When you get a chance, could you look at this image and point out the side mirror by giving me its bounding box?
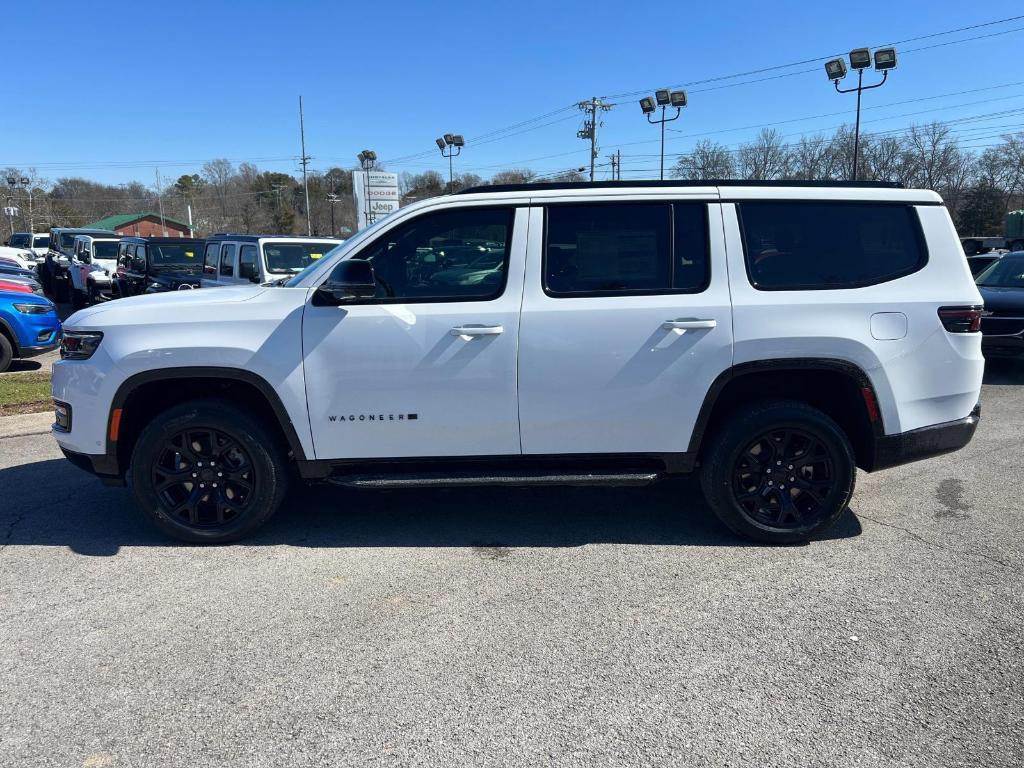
[239,261,260,283]
[315,259,377,304]
[81,249,92,263]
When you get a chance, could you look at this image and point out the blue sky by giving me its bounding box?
[3,0,1023,185]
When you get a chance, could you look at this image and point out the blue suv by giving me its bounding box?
[0,290,61,372]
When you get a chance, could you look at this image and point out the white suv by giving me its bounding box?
[51,181,984,544]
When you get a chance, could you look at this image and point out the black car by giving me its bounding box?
[112,237,205,298]
[976,252,1024,358]
[966,252,1004,277]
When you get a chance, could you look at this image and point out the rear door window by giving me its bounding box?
[544,203,709,296]
[219,244,237,277]
[204,243,220,275]
[738,202,926,290]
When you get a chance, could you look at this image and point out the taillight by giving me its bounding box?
[938,306,983,333]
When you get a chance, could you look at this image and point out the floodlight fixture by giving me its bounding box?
[436,137,446,151]
[873,47,897,70]
[849,48,871,70]
[451,134,465,147]
[639,96,656,114]
[824,57,848,81]
[669,90,687,107]
[655,89,670,106]
[443,133,454,145]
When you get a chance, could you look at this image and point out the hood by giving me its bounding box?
[978,285,1024,315]
[67,284,268,327]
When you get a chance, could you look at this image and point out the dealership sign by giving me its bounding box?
[353,171,400,229]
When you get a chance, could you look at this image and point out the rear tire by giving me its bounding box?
[71,287,86,310]
[0,333,13,373]
[130,399,290,543]
[700,400,856,544]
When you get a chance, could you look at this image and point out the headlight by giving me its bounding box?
[60,331,104,360]
[12,302,52,314]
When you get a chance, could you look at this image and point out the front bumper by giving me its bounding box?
[868,403,981,471]
[19,339,60,358]
[59,447,123,486]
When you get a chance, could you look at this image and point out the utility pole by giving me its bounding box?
[607,150,621,180]
[577,97,612,182]
[327,192,340,236]
[298,96,312,235]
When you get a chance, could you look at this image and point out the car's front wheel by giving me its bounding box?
[700,400,856,544]
[130,399,290,543]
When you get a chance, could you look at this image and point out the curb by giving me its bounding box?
[0,411,54,439]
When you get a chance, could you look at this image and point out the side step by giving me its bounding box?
[327,470,660,489]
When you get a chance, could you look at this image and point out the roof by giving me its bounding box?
[205,234,342,242]
[119,236,204,244]
[456,179,905,195]
[85,212,192,231]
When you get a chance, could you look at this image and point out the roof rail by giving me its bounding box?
[455,179,906,195]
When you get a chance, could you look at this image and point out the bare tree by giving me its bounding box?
[673,139,736,180]
[202,159,235,230]
[737,129,790,180]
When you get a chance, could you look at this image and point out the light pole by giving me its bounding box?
[639,89,687,180]
[825,47,897,181]
[435,134,464,192]
[357,150,377,229]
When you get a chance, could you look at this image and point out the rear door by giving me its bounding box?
[518,198,733,456]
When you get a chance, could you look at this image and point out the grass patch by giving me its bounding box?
[0,372,52,416]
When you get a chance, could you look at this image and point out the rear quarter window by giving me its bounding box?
[738,202,927,290]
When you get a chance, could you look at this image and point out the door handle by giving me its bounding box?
[662,318,717,331]
[451,324,504,337]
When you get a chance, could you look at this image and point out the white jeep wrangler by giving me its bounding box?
[68,234,121,307]
[52,181,984,544]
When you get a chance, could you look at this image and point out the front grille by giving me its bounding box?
[981,316,1024,336]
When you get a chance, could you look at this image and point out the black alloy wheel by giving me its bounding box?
[131,399,289,543]
[700,400,856,544]
[731,427,836,530]
[151,427,258,529]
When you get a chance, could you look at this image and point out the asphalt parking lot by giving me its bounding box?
[1,364,1022,767]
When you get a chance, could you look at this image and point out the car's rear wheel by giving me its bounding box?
[130,399,289,543]
[700,400,855,544]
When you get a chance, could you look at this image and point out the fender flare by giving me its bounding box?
[104,367,309,476]
[686,358,884,455]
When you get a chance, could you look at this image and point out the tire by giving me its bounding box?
[0,333,13,373]
[699,400,856,545]
[130,399,290,543]
[86,283,98,305]
[71,287,86,310]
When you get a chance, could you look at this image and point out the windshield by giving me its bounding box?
[149,243,201,267]
[93,241,119,260]
[976,256,1024,288]
[8,234,30,248]
[32,235,50,249]
[263,242,340,274]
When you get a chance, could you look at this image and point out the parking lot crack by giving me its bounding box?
[857,512,1013,570]
[0,511,26,555]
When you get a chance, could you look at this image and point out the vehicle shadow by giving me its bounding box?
[983,358,1024,385]
[0,459,862,556]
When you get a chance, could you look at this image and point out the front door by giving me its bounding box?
[303,205,527,460]
[518,200,734,456]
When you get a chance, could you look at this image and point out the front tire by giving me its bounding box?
[0,333,13,373]
[700,400,856,544]
[130,399,290,543]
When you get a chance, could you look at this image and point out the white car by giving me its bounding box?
[52,180,984,544]
[0,246,36,271]
[68,234,121,307]
[199,235,343,287]
[6,232,50,262]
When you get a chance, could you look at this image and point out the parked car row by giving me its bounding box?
[34,228,345,308]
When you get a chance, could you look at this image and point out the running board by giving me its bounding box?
[327,470,660,489]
